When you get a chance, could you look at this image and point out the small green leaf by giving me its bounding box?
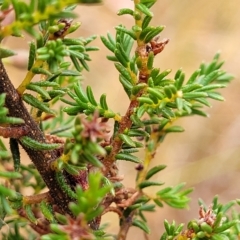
[55,171,77,199]
[0,185,17,199]
[128,129,149,137]
[144,26,165,43]
[132,83,147,95]
[139,26,154,41]
[136,3,153,17]
[137,105,146,118]
[164,126,184,133]
[83,151,103,167]
[26,84,51,100]
[191,109,208,117]
[115,153,140,163]
[21,136,60,150]
[99,94,108,110]
[86,86,97,106]
[214,220,239,233]
[24,204,37,224]
[64,106,84,115]
[60,69,81,76]
[63,163,79,176]
[163,86,173,99]
[154,69,172,85]
[117,8,134,16]
[74,83,88,103]
[176,98,183,111]
[32,81,59,87]
[157,187,172,195]
[142,16,152,29]
[0,169,21,179]
[200,222,212,234]
[182,83,202,93]
[0,48,16,59]
[139,204,155,212]
[147,51,154,70]
[119,134,136,147]
[138,96,154,104]
[187,69,201,84]
[138,181,164,189]
[183,92,208,99]
[9,138,20,172]
[130,114,144,127]
[28,41,36,70]
[115,26,136,40]
[22,93,54,114]
[40,201,54,222]
[196,231,206,238]
[31,67,52,76]
[119,75,133,96]
[175,72,185,90]
[146,165,166,180]
[207,92,225,101]
[147,87,164,100]
[114,49,128,68]
[200,70,220,85]
[79,58,89,71]
[115,63,132,83]
[194,98,211,107]
[210,233,230,240]
[197,84,226,92]
[162,107,175,119]
[132,219,150,234]
[120,148,139,154]
[70,55,82,72]
[116,42,129,63]
[213,212,223,229]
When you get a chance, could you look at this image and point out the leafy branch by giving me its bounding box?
[0,0,237,240]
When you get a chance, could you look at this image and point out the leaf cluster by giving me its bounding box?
[161,196,240,240]
[0,0,236,239]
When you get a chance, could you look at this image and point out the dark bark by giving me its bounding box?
[0,60,73,215]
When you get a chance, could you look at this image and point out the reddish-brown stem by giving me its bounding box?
[116,191,140,208]
[0,60,73,215]
[102,98,140,175]
[23,192,51,205]
[101,41,158,177]
[117,210,136,240]
[102,206,123,217]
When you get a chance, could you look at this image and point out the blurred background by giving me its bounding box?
[3,0,240,239]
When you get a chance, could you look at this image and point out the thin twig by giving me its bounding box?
[117,210,135,240]
[102,206,123,218]
[23,192,51,205]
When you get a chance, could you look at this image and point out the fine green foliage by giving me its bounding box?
[161,196,240,240]
[0,0,238,240]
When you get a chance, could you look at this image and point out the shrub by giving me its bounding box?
[0,1,238,239]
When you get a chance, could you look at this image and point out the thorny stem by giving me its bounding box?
[0,60,73,216]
